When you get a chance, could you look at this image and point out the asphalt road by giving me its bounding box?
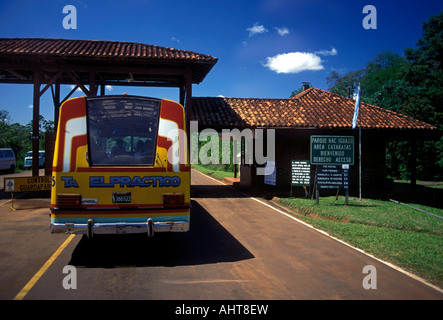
[0,169,441,300]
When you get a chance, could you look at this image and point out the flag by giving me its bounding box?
[352,85,361,129]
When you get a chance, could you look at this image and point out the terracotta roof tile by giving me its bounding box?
[191,87,436,130]
[0,38,218,83]
[0,38,217,62]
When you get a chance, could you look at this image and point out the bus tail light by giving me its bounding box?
[57,194,81,208]
[162,193,184,207]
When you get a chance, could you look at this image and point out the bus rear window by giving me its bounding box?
[86,96,161,166]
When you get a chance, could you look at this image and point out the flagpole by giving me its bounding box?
[351,83,362,201]
[359,104,362,201]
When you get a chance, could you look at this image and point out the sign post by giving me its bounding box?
[316,164,350,205]
[290,160,311,198]
[310,136,354,205]
[310,136,354,166]
[4,176,52,210]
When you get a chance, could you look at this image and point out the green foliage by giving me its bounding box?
[0,110,54,170]
[324,12,443,181]
[289,86,303,97]
[193,131,240,173]
[326,69,365,97]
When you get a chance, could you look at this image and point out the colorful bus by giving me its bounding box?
[50,95,190,237]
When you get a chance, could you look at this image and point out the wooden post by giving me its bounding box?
[179,82,185,107]
[316,186,319,205]
[100,82,105,96]
[10,192,15,211]
[410,139,417,190]
[89,72,96,96]
[315,166,319,204]
[32,70,40,177]
[53,81,60,131]
[184,72,192,124]
[184,72,192,165]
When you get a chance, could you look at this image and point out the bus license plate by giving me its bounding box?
[112,192,131,203]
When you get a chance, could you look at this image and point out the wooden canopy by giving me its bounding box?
[0,38,218,175]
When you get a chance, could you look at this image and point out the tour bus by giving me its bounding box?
[50,95,190,237]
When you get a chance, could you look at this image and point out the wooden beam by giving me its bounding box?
[39,71,63,97]
[0,62,192,79]
[67,71,90,96]
[6,69,26,80]
[61,85,79,104]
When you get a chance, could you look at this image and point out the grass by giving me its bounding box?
[192,164,235,180]
[394,179,443,189]
[276,196,443,289]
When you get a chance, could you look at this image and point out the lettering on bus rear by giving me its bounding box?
[89,176,181,188]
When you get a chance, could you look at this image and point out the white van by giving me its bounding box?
[24,150,45,169]
[0,148,16,173]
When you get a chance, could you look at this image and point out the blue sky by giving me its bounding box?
[0,0,442,124]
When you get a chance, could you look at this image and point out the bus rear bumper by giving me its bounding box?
[50,219,189,237]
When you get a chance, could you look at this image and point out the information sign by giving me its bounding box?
[310,136,354,165]
[291,160,311,186]
[316,165,349,189]
[264,161,276,186]
[4,176,52,193]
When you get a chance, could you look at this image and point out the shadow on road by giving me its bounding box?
[68,200,254,268]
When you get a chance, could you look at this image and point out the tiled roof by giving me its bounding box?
[0,38,217,83]
[191,87,436,130]
[0,38,217,62]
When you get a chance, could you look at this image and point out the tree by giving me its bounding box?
[0,110,54,170]
[403,12,443,180]
[321,12,443,181]
[289,86,303,98]
[361,51,409,105]
[326,69,365,97]
[404,11,443,129]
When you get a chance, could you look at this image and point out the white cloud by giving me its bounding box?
[247,22,268,37]
[264,47,338,74]
[28,104,33,109]
[105,85,113,91]
[275,27,289,36]
[263,52,324,74]
[70,85,83,92]
[315,47,338,56]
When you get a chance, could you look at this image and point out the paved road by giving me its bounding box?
[0,169,441,300]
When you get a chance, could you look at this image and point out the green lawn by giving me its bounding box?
[192,164,235,180]
[276,196,443,289]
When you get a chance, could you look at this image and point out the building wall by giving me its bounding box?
[243,128,387,196]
